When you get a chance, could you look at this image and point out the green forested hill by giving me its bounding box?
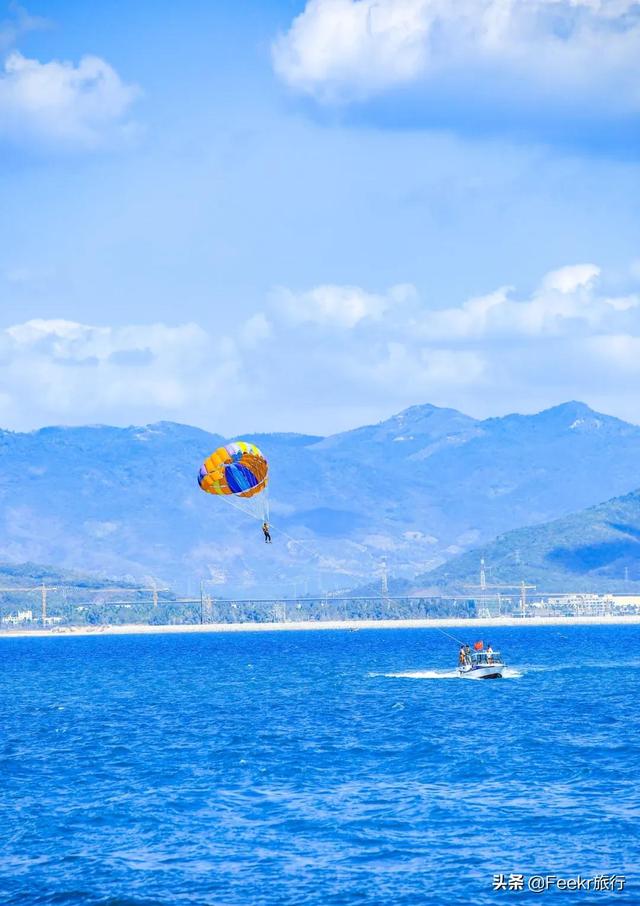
[417,488,640,593]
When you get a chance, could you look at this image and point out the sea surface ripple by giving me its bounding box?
[1,625,639,905]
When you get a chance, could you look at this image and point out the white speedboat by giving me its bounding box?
[458,649,505,679]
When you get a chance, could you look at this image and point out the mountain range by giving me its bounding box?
[1,400,640,595]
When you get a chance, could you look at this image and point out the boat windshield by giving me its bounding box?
[470,651,501,665]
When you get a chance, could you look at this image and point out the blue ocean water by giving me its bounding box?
[1,625,639,906]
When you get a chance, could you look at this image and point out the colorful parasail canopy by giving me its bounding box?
[198,441,268,499]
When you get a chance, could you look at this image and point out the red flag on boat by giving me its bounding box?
[473,641,483,650]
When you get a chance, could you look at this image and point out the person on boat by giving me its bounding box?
[262,522,272,543]
[486,644,494,664]
[459,645,466,667]
[464,644,471,664]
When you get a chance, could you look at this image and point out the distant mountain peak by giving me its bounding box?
[377,403,478,438]
[388,402,475,423]
[143,420,208,433]
[541,401,597,418]
[312,402,476,449]
[538,401,638,433]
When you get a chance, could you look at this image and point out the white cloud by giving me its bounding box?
[0,319,239,427]
[273,0,640,120]
[273,0,430,100]
[541,264,600,294]
[413,265,639,341]
[0,51,139,148]
[272,282,414,328]
[5,319,209,365]
[240,312,273,347]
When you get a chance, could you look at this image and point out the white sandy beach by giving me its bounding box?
[2,614,640,638]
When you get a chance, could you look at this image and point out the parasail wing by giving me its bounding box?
[198,441,268,499]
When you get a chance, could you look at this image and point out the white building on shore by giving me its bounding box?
[2,609,34,625]
[534,594,640,616]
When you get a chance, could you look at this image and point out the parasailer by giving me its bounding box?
[198,441,270,540]
[262,522,272,543]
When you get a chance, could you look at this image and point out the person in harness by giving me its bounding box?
[262,522,272,543]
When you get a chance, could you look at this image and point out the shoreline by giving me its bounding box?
[2,614,640,638]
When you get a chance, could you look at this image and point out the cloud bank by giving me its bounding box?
[0,319,240,427]
[0,51,139,149]
[273,0,640,135]
[2,264,640,433]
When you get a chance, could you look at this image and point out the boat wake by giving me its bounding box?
[500,667,523,679]
[377,669,460,680]
[371,666,523,680]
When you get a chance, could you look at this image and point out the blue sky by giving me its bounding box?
[1,0,639,434]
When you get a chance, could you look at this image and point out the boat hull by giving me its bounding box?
[458,664,504,679]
